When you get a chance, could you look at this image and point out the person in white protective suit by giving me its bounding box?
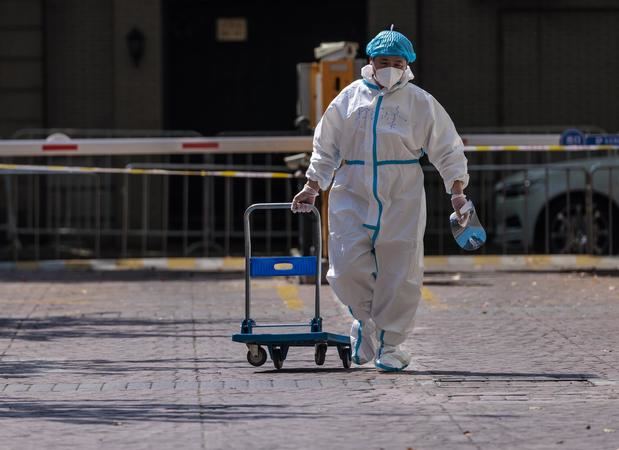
[291,27,469,372]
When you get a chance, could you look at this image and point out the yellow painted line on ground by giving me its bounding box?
[222,257,245,270]
[473,255,503,267]
[575,255,600,267]
[15,261,40,270]
[524,255,553,268]
[421,286,448,310]
[276,284,305,311]
[63,260,93,270]
[424,256,449,267]
[166,258,197,270]
[115,258,145,269]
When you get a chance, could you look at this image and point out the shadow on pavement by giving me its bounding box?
[400,370,599,380]
[0,400,320,424]
[255,367,366,374]
[0,357,241,378]
[0,270,244,283]
[254,367,598,379]
[0,315,236,342]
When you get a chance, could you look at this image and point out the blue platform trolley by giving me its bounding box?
[232,203,352,370]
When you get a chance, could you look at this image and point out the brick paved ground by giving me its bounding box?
[0,270,618,450]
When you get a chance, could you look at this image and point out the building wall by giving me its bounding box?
[44,0,163,133]
[0,0,617,137]
[368,0,619,132]
[0,0,44,138]
[112,0,162,130]
[45,0,114,130]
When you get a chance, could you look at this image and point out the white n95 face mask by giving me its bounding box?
[374,67,404,89]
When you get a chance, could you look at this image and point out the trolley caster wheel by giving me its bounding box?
[272,347,284,370]
[247,346,267,367]
[340,347,352,369]
[314,343,327,366]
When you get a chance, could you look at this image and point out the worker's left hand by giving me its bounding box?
[451,193,467,218]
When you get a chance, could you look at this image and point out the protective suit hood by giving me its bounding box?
[361,64,414,92]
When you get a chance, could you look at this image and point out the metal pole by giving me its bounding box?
[202,155,209,257]
[313,205,322,322]
[142,175,149,255]
[95,175,101,258]
[523,169,529,254]
[609,168,614,255]
[183,173,189,256]
[544,167,549,254]
[162,170,169,256]
[285,179,292,251]
[585,170,594,254]
[54,175,60,258]
[266,154,273,255]
[34,174,40,260]
[5,175,17,260]
[121,173,129,257]
[225,167,231,256]
[244,206,253,322]
[566,169,572,252]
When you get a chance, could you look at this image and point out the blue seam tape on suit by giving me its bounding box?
[371,95,384,246]
[345,159,420,166]
[354,321,363,363]
[363,80,380,90]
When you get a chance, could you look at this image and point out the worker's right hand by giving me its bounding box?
[451,193,467,218]
[291,184,319,213]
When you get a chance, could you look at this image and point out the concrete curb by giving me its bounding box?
[423,255,619,272]
[0,255,618,273]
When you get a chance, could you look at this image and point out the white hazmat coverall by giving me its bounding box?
[305,65,469,348]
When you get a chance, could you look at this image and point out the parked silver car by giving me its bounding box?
[494,156,619,254]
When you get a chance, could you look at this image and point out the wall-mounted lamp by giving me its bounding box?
[126,27,146,67]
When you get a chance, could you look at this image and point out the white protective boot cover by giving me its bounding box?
[375,330,411,372]
[350,319,376,365]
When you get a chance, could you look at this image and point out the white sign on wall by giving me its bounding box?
[216,18,247,42]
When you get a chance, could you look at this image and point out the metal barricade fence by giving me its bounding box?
[0,156,305,261]
[0,150,618,261]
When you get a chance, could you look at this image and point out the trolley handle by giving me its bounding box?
[243,203,322,331]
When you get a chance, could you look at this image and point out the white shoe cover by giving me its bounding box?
[350,319,376,365]
[375,345,410,372]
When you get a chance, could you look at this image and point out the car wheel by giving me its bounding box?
[536,194,616,255]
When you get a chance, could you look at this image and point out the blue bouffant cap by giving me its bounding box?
[366,25,416,63]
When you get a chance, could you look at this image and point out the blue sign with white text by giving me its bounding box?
[561,129,619,146]
[585,135,619,145]
[560,129,585,145]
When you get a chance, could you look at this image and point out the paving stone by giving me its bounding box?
[51,383,78,392]
[0,271,617,450]
[28,383,57,393]
[100,381,128,392]
[3,384,31,393]
[126,382,152,391]
[150,381,176,391]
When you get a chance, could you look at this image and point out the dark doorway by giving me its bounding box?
[162,1,367,255]
[164,0,367,136]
